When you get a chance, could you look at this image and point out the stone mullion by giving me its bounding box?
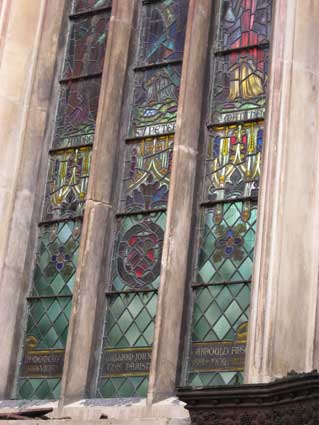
[147,0,213,403]
[246,0,319,383]
[60,0,138,402]
[0,0,67,399]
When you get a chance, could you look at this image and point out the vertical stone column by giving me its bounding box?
[147,0,213,403]
[0,0,65,398]
[246,0,319,383]
[60,0,138,402]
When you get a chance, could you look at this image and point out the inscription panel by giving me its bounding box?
[101,348,152,377]
[21,351,64,378]
[191,341,246,372]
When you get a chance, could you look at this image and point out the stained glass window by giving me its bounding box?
[17,1,111,400]
[54,78,101,149]
[97,0,189,399]
[130,65,181,137]
[121,135,173,212]
[43,148,91,221]
[185,0,272,388]
[205,122,263,201]
[139,0,189,64]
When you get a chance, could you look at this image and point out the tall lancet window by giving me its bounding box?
[17,0,112,400]
[97,0,189,399]
[184,0,272,387]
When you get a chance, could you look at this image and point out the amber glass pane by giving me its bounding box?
[205,122,263,201]
[43,147,91,221]
[212,48,269,124]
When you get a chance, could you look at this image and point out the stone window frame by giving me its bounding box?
[2,0,319,419]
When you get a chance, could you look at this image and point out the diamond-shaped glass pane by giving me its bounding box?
[24,297,72,350]
[192,284,250,342]
[197,202,257,284]
[104,292,157,348]
[17,378,61,400]
[98,376,148,399]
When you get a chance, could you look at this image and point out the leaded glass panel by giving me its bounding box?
[63,13,110,79]
[18,378,61,400]
[121,135,173,212]
[72,0,112,14]
[205,122,263,201]
[23,297,72,350]
[192,284,250,343]
[219,0,272,50]
[130,64,181,137]
[97,291,157,398]
[111,213,166,291]
[197,202,257,284]
[104,292,157,349]
[43,148,91,221]
[212,48,269,124]
[31,222,81,297]
[53,78,101,149]
[139,0,189,65]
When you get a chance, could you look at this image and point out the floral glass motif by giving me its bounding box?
[212,47,269,124]
[219,0,272,50]
[205,122,263,201]
[72,0,112,14]
[111,213,166,291]
[121,135,173,212]
[53,78,101,148]
[130,64,181,137]
[43,147,91,221]
[31,222,81,297]
[62,13,109,79]
[139,0,189,65]
[197,202,256,284]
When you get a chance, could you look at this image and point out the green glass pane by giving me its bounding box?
[43,148,91,221]
[187,371,243,387]
[197,202,257,284]
[111,212,166,291]
[192,284,250,342]
[17,378,61,400]
[105,292,157,348]
[32,221,81,297]
[98,376,148,399]
[24,297,72,350]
